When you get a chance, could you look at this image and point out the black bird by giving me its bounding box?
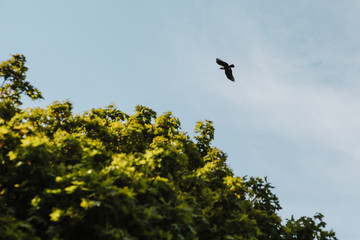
[216,58,235,81]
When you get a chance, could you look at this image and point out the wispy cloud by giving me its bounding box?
[217,45,360,161]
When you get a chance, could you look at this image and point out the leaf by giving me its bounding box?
[64,185,77,194]
[31,196,41,207]
[50,208,63,222]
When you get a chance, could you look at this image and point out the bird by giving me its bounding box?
[216,58,235,81]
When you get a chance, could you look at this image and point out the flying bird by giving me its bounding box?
[216,58,235,81]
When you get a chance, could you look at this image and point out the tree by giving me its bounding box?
[0,55,337,239]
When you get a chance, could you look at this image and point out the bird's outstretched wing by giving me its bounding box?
[216,58,229,67]
[225,69,235,81]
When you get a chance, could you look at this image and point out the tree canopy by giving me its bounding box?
[0,54,337,239]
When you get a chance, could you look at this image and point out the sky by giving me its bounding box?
[1,1,360,239]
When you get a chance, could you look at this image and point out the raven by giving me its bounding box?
[216,58,235,82]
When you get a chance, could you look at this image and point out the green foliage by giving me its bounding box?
[0,55,337,239]
[0,54,43,121]
[283,213,337,240]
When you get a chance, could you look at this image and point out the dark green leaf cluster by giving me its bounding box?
[0,55,337,239]
[0,54,43,121]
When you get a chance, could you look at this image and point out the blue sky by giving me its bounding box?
[2,1,360,239]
